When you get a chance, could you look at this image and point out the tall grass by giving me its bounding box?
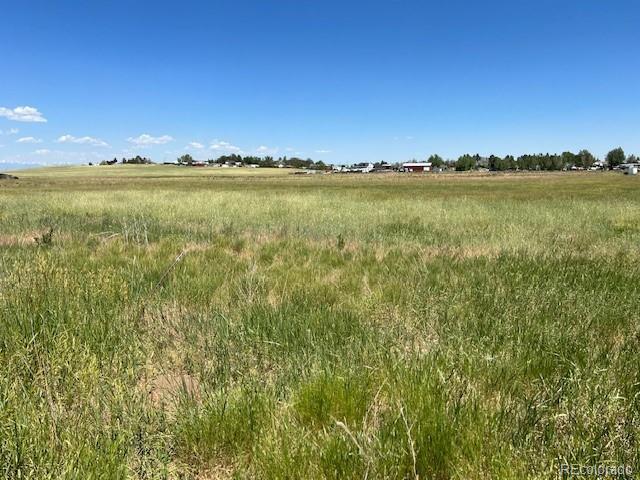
[0,170,638,478]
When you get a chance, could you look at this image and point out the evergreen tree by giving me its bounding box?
[428,154,444,167]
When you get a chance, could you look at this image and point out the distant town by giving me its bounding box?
[97,147,640,175]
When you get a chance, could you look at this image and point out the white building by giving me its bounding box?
[402,162,432,173]
[349,162,374,173]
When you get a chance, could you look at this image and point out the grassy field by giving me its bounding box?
[8,164,298,178]
[1,166,639,479]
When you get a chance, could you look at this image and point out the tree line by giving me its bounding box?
[177,153,329,170]
[100,156,153,165]
[447,147,635,172]
[100,147,638,171]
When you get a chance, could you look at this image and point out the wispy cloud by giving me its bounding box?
[187,142,204,149]
[256,145,278,155]
[57,134,109,147]
[127,133,174,145]
[210,140,242,153]
[17,136,42,144]
[315,149,332,154]
[0,106,47,123]
[0,128,19,135]
[2,150,106,166]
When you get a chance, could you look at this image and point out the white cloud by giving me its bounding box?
[210,140,242,153]
[256,145,279,154]
[34,149,51,155]
[57,134,109,147]
[315,149,332,154]
[17,136,42,144]
[127,133,174,145]
[0,128,19,135]
[187,142,204,149]
[0,106,47,123]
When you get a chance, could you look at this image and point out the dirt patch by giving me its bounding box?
[143,372,201,412]
[195,465,235,480]
[0,233,39,247]
[0,230,73,248]
[0,234,30,247]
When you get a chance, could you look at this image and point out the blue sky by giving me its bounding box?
[1,0,639,168]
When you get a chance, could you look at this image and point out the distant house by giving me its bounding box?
[349,162,374,173]
[223,161,241,168]
[402,162,432,172]
[374,163,395,173]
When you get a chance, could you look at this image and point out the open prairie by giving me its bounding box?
[1,166,639,479]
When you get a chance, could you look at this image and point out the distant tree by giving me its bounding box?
[455,154,476,171]
[606,147,625,168]
[561,151,577,168]
[514,153,563,171]
[178,154,194,165]
[488,155,502,170]
[492,155,515,171]
[627,154,638,164]
[576,149,595,169]
[428,154,444,168]
[502,155,516,170]
[550,154,564,171]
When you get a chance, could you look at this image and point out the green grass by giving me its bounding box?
[8,164,297,178]
[0,168,639,478]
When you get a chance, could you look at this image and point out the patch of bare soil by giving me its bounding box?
[0,233,38,247]
[142,371,201,413]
